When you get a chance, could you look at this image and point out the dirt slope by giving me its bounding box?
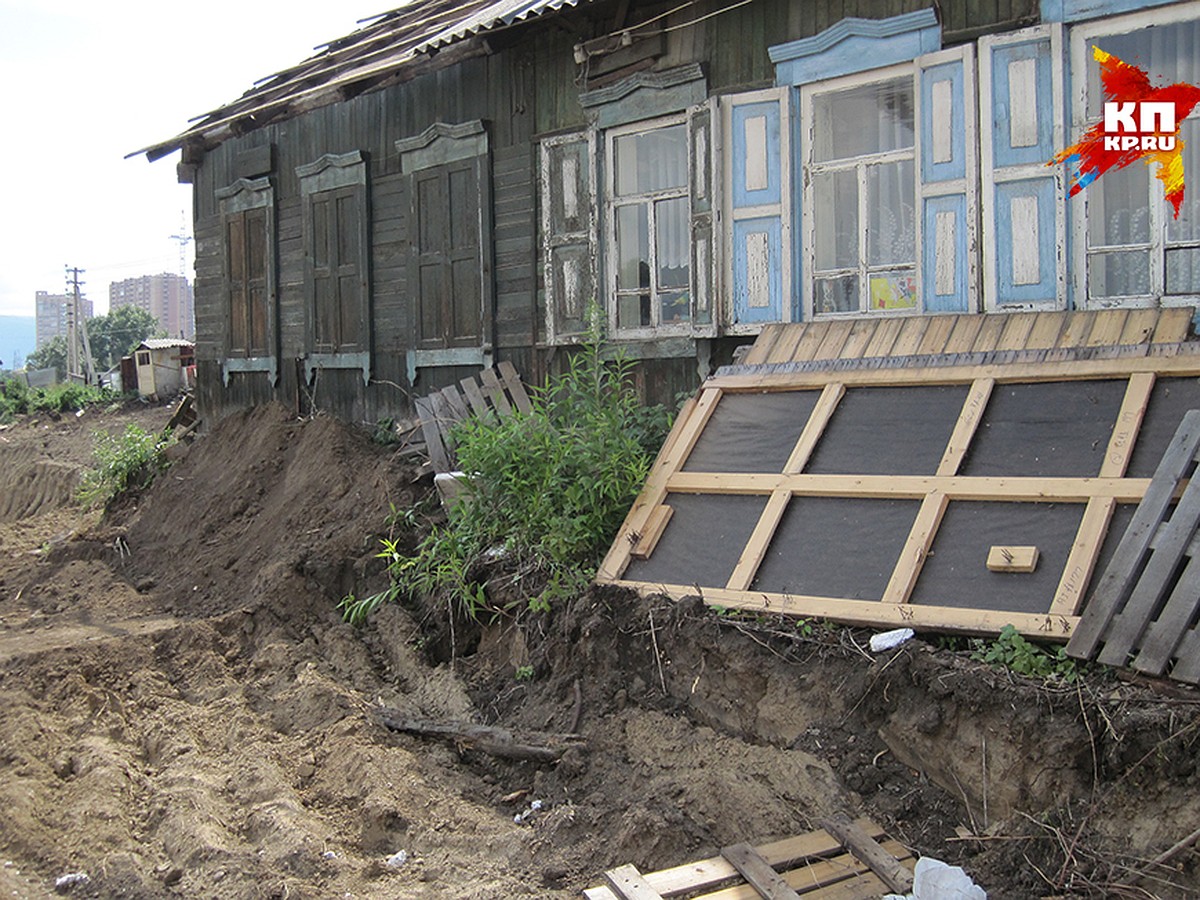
[0,401,1197,899]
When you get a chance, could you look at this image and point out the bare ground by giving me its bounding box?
[0,401,1198,899]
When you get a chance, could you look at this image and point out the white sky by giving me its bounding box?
[0,1,382,318]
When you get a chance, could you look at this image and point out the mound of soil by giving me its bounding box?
[0,401,1197,899]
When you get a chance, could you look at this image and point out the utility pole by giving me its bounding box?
[64,266,96,384]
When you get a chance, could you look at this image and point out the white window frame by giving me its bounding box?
[603,112,696,340]
[1069,3,1200,310]
[799,63,922,320]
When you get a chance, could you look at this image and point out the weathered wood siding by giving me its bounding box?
[190,0,1042,425]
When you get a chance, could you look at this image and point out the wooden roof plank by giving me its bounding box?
[1152,306,1194,344]
[719,844,803,900]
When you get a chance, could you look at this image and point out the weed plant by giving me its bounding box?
[970,624,1081,681]
[341,317,671,626]
[78,424,174,508]
[0,378,116,423]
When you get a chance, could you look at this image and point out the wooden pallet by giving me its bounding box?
[413,360,532,472]
[1067,410,1200,682]
[583,818,914,900]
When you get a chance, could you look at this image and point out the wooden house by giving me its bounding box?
[131,338,195,399]
[137,0,1200,425]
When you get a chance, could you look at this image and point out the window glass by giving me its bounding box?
[616,204,649,290]
[655,197,690,289]
[615,125,687,195]
[1167,117,1200,244]
[1085,18,1200,119]
[1087,164,1150,246]
[813,169,858,270]
[813,79,914,162]
[867,160,915,266]
[1089,249,1151,297]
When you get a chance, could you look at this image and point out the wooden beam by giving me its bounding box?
[1050,373,1154,616]
[707,354,1200,392]
[596,388,721,581]
[478,367,513,416]
[613,581,1077,639]
[663,471,1155,503]
[631,505,673,559]
[603,865,664,900]
[726,383,845,592]
[819,817,915,895]
[987,545,1040,572]
[719,844,802,900]
[496,360,533,413]
[881,492,949,604]
[937,377,994,476]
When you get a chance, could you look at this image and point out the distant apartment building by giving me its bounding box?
[35,290,93,348]
[109,273,195,340]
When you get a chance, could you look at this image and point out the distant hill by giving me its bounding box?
[0,316,37,370]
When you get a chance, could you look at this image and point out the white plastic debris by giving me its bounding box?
[513,798,544,826]
[882,856,986,900]
[870,627,915,653]
[322,850,338,860]
[385,850,408,869]
[54,872,90,891]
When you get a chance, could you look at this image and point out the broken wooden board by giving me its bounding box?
[583,818,914,900]
[597,341,1200,640]
[1067,409,1200,682]
[415,361,533,472]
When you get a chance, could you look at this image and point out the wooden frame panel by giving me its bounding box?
[598,354,1200,639]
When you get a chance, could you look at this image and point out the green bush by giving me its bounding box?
[341,321,672,625]
[0,378,116,423]
[78,424,173,508]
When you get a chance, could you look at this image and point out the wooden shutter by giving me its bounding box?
[980,25,1067,310]
[541,131,597,342]
[690,100,717,335]
[227,214,249,355]
[246,207,270,355]
[723,88,791,331]
[918,45,979,313]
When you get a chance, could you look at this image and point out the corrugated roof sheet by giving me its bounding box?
[136,0,592,161]
[415,0,584,52]
[140,339,195,350]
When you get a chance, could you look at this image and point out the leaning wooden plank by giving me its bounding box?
[1167,627,1200,683]
[1069,410,1200,659]
[1086,309,1130,348]
[617,582,1077,640]
[1151,306,1194,345]
[743,324,784,365]
[479,367,514,416]
[793,321,833,363]
[438,383,471,424]
[705,353,1200,392]
[937,377,994,475]
[375,710,583,763]
[768,325,808,364]
[603,865,665,900]
[818,818,914,895]
[1120,308,1161,347]
[583,819,888,900]
[459,375,496,423]
[720,844,803,900]
[1025,311,1067,350]
[596,388,721,582]
[497,360,533,413]
[838,318,879,361]
[1132,549,1200,675]
[1100,471,1200,667]
[880,492,949,605]
[415,395,451,472]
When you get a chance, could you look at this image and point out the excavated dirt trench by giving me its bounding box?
[0,402,1197,899]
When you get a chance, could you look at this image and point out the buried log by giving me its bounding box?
[375,708,585,763]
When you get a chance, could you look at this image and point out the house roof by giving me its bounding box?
[135,0,588,162]
[139,339,195,351]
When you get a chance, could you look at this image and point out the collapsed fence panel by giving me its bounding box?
[598,347,1200,640]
